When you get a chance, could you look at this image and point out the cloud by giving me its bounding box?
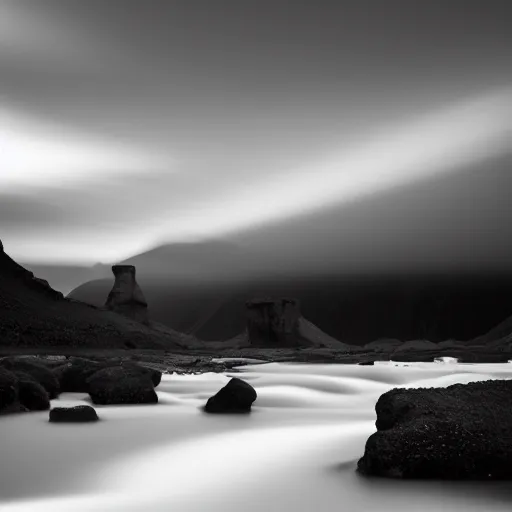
[1,2,511,266]
[148,88,512,242]
[2,88,511,264]
[0,194,65,227]
[0,106,173,191]
[0,0,112,70]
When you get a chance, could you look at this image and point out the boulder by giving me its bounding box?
[53,358,161,393]
[358,361,375,366]
[0,358,59,399]
[0,367,19,412]
[49,405,99,423]
[105,265,149,324]
[17,376,50,411]
[146,367,161,387]
[122,361,161,387]
[53,358,113,393]
[204,377,257,413]
[358,379,512,479]
[87,366,158,405]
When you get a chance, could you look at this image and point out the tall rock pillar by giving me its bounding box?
[105,265,149,324]
[246,297,302,347]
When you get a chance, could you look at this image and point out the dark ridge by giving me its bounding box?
[0,240,189,350]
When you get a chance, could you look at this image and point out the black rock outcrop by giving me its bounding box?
[358,379,512,479]
[49,405,99,423]
[0,363,51,413]
[1,359,59,399]
[17,375,50,411]
[53,358,161,393]
[87,366,158,405]
[204,377,257,413]
[53,358,109,393]
[0,367,19,412]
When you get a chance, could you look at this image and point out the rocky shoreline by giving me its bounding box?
[0,354,259,418]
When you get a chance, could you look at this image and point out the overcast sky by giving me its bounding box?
[1,0,512,267]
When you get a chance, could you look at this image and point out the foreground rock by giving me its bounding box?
[0,368,19,412]
[1,358,59,399]
[0,366,50,413]
[87,366,158,405]
[16,374,50,411]
[53,358,161,393]
[53,358,109,393]
[49,405,99,423]
[204,377,257,413]
[358,379,512,479]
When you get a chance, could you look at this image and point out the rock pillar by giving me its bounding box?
[246,297,301,347]
[105,265,149,324]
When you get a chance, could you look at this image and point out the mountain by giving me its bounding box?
[0,240,193,350]
[22,262,111,296]
[469,313,512,349]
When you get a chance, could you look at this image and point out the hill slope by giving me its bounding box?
[0,243,193,350]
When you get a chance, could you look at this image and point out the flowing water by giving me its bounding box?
[1,361,512,511]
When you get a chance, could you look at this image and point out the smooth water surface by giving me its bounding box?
[2,362,512,511]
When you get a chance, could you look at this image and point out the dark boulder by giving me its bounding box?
[121,361,161,387]
[87,366,158,405]
[204,377,257,413]
[1,358,59,399]
[358,379,512,479]
[53,358,109,393]
[53,358,161,393]
[49,405,99,423]
[358,361,375,366]
[0,367,19,412]
[146,367,162,387]
[16,372,50,410]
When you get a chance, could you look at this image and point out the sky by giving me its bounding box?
[1,0,512,268]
